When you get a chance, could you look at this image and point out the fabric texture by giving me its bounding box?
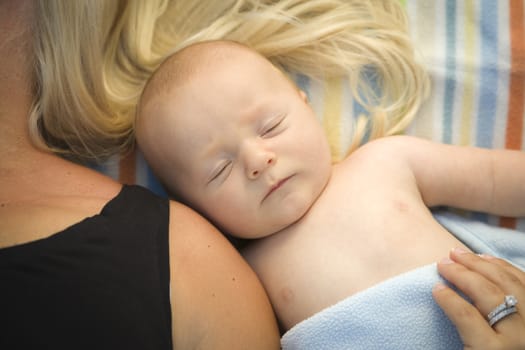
[0,185,172,350]
[280,211,525,350]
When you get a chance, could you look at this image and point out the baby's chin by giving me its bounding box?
[232,201,313,240]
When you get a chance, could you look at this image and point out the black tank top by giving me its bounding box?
[0,185,172,350]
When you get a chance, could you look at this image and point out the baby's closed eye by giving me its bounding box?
[261,115,286,138]
[208,160,232,183]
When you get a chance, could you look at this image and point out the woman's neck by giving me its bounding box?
[0,0,39,165]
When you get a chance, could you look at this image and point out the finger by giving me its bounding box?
[437,255,506,318]
[449,249,525,314]
[478,254,525,287]
[450,248,525,292]
[432,283,494,348]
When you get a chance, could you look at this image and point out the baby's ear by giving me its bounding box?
[299,89,308,102]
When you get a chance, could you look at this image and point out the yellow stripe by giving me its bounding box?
[322,77,343,161]
[411,0,437,139]
[459,0,476,145]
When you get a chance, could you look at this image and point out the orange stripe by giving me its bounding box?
[500,0,525,229]
[506,0,525,150]
[119,148,136,185]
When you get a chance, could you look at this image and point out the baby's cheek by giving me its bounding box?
[211,201,255,236]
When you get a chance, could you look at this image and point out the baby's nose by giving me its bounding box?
[247,156,275,179]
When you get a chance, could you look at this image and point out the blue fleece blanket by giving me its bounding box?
[280,212,525,350]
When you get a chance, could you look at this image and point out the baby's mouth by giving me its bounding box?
[263,175,294,202]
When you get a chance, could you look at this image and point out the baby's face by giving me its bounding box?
[158,46,332,238]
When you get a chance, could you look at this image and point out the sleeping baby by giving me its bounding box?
[136,40,525,348]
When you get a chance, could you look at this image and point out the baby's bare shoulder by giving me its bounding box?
[336,135,424,182]
[348,135,428,161]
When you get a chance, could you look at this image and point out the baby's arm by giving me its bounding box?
[371,136,525,217]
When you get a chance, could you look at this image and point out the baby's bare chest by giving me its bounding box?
[249,164,468,330]
[285,180,462,286]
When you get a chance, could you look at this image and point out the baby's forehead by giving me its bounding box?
[165,42,254,82]
[142,42,253,110]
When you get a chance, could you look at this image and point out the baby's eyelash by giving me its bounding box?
[262,116,285,136]
[208,161,231,183]
[263,123,279,135]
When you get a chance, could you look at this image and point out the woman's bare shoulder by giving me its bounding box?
[0,158,122,248]
[167,201,280,349]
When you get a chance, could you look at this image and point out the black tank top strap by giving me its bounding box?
[0,185,172,350]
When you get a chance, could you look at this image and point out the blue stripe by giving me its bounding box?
[476,0,499,148]
[144,166,168,197]
[89,156,119,180]
[443,0,457,144]
[136,151,168,198]
[294,73,311,100]
[352,68,375,120]
[471,212,489,224]
[352,67,382,143]
[352,97,370,144]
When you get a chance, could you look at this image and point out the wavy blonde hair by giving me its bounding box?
[30,0,428,161]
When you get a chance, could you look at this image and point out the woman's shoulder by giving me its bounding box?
[166,200,281,349]
[0,159,122,249]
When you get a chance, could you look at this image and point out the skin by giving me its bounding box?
[138,44,332,239]
[138,41,525,346]
[0,4,280,349]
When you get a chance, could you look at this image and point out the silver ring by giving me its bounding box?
[487,295,518,327]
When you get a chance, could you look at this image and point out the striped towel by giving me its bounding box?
[102,0,525,229]
[294,0,525,230]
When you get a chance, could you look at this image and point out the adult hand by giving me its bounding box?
[433,247,525,350]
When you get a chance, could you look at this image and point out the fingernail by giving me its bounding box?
[433,283,447,291]
[453,247,469,255]
[439,257,455,264]
[479,253,495,260]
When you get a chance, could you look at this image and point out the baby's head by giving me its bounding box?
[136,40,332,238]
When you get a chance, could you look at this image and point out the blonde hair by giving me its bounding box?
[30,0,428,161]
[30,0,167,160]
[163,0,429,154]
